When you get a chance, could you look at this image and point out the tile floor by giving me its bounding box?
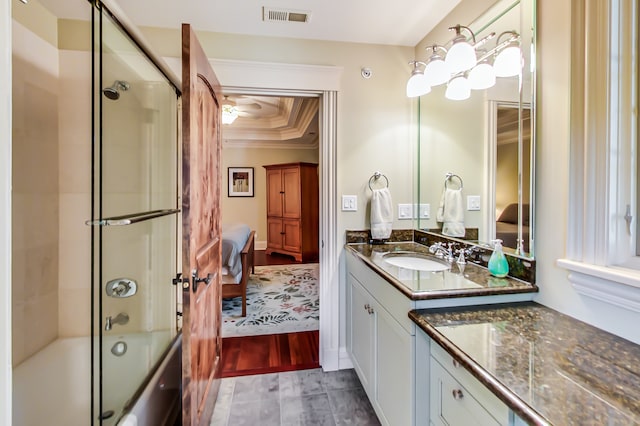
[210,368,381,425]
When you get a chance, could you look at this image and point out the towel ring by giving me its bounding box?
[445,173,463,189]
[368,171,389,190]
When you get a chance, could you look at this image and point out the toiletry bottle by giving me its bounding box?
[488,239,509,278]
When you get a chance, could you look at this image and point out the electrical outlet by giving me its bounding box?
[342,195,357,211]
[467,195,481,211]
[398,204,413,219]
[418,203,430,219]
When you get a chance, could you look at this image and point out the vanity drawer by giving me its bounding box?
[430,357,505,426]
[430,344,509,425]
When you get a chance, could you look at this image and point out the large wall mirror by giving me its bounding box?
[416,0,535,258]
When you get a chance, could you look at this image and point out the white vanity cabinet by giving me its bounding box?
[346,252,415,426]
[429,343,509,426]
[416,327,527,426]
[345,248,535,426]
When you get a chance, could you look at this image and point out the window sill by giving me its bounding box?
[557,259,640,313]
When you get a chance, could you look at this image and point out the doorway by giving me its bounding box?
[219,91,321,376]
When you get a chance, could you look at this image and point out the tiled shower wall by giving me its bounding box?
[11,20,60,366]
[12,18,93,366]
[58,49,92,338]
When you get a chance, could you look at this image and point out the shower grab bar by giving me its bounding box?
[85,208,180,226]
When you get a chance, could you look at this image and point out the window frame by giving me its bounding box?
[557,0,640,312]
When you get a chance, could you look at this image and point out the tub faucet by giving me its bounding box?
[105,312,129,331]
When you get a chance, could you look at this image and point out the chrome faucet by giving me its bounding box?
[429,242,455,262]
[455,246,481,264]
[105,312,129,331]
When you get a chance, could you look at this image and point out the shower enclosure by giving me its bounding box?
[90,2,181,424]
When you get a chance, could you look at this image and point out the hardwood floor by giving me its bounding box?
[220,250,319,378]
[220,331,320,378]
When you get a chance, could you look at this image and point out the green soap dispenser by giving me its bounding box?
[488,239,509,278]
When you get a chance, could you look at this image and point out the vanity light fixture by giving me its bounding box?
[406,61,431,98]
[493,31,522,77]
[423,45,450,86]
[444,25,477,74]
[445,74,471,101]
[406,24,520,101]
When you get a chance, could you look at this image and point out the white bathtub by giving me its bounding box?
[13,330,177,426]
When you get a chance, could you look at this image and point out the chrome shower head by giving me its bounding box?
[102,80,130,100]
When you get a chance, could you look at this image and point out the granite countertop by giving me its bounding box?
[409,302,640,425]
[346,242,537,300]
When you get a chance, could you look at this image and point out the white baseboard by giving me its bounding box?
[320,347,340,372]
[256,240,267,250]
[339,347,353,370]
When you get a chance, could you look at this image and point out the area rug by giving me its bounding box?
[221,263,319,337]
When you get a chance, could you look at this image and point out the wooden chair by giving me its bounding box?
[221,231,255,317]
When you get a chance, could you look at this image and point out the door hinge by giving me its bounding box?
[624,204,633,235]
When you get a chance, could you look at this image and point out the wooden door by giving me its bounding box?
[266,168,283,217]
[282,219,302,255]
[282,166,301,218]
[181,23,223,426]
[267,217,284,250]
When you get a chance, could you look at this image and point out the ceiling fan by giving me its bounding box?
[222,95,280,122]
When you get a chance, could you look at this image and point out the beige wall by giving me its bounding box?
[11,19,60,366]
[221,146,319,245]
[138,27,418,236]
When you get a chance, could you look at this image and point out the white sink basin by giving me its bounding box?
[382,253,450,272]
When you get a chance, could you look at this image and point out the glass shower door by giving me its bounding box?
[90,3,180,424]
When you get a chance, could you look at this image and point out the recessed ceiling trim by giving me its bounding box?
[223,139,319,150]
[262,7,311,23]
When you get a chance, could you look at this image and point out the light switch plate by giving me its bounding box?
[342,195,357,211]
[398,203,413,219]
[467,195,481,211]
[418,203,430,219]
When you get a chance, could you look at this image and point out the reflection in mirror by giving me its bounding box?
[494,104,531,252]
[416,0,535,258]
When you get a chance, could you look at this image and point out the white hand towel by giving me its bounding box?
[436,187,465,237]
[370,187,393,240]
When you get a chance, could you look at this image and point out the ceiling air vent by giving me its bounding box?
[263,7,311,23]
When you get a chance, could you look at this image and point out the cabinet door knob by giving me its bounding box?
[364,303,369,311]
[452,359,461,368]
[452,389,464,400]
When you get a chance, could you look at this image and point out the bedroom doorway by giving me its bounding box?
[219,91,322,376]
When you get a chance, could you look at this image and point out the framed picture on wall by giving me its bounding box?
[228,167,254,197]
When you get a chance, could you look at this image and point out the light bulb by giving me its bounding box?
[445,75,471,101]
[468,62,496,90]
[494,43,522,77]
[422,52,447,86]
[445,35,476,74]
[406,67,431,97]
[222,104,238,124]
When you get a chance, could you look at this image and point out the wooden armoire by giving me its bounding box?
[263,162,319,262]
